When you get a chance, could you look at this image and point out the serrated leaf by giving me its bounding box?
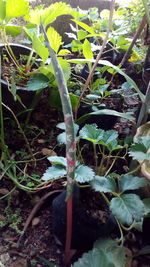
[47,27,63,54]
[75,165,94,183]
[91,176,116,193]
[27,73,50,91]
[94,238,126,267]
[83,39,93,59]
[110,194,145,225]
[79,124,104,144]
[42,165,66,181]
[47,156,67,167]
[119,174,148,192]
[73,248,115,267]
[58,49,71,56]
[57,132,66,144]
[6,0,29,20]
[32,34,49,62]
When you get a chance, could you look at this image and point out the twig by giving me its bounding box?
[17,189,62,246]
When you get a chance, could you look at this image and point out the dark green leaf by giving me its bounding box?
[129,137,150,161]
[27,73,50,91]
[79,124,104,144]
[110,194,145,225]
[119,175,148,192]
[143,198,150,216]
[73,248,115,267]
[91,176,116,193]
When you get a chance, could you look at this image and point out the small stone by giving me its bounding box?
[0,253,10,264]
[37,139,45,144]
[32,217,40,226]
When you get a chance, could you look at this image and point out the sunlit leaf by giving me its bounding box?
[47,27,63,54]
[0,0,6,21]
[72,19,95,34]
[5,25,22,36]
[6,0,29,20]
[32,34,49,62]
[83,39,93,59]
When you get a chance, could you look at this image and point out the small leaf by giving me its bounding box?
[75,165,95,183]
[27,73,50,91]
[119,174,148,192]
[71,19,95,34]
[58,49,71,56]
[129,137,150,161]
[47,27,63,54]
[91,176,116,193]
[110,194,145,225]
[79,124,104,144]
[47,156,67,167]
[57,132,66,144]
[32,34,49,62]
[5,25,22,36]
[42,165,66,181]
[83,39,93,59]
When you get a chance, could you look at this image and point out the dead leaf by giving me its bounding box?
[41,148,57,156]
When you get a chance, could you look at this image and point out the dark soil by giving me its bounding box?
[1,74,150,267]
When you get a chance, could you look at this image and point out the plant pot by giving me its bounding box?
[52,189,116,250]
[0,43,36,114]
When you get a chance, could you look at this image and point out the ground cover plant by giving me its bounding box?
[1,0,150,266]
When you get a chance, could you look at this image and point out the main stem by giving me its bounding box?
[41,24,76,264]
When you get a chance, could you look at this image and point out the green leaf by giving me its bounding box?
[119,175,148,192]
[91,176,117,193]
[5,25,22,36]
[76,109,134,125]
[47,156,67,167]
[0,0,6,21]
[32,34,49,62]
[47,27,63,54]
[58,49,71,56]
[73,248,115,267]
[110,194,145,225]
[77,30,88,40]
[94,238,126,267]
[42,165,66,181]
[79,124,104,144]
[68,59,144,101]
[75,165,95,183]
[83,39,93,59]
[69,93,80,111]
[27,73,50,91]
[72,19,95,34]
[6,0,29,20]
[129,137,150,161]
[58,58,71,81]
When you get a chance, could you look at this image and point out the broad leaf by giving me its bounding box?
[110,194,145,225]
[27,73,50,91]
[42,165,66,181]
[47,156,67,167]
[32,34,49,62]
[48,58,71,81]
[47,27,63,54]
[57,132,66,144]
[91,176,116,193]
[119,175,148,192]
[73,248,115,267]
[79,124,104,144]
[75,165,94,183]
[83,39,93,59]
[94,238,126,267]
[6,0,29,20]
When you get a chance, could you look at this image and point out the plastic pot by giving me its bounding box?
[0,43,36,114]
[52,189,117,250]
